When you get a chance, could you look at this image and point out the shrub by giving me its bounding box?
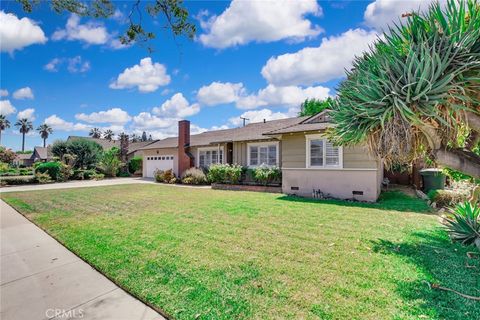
[428,189,469,208]
[35,162,62,181]
[0,175,36,185]
[207,164,243,184]
[35,172,53,184]
[128,156,142,174]
[98,147,123,177]
[72,169,97,180]
[253,165,281,186]
[90,173,105,180]
[154,169,176,183]
[117,171,131,177]
[444,202,480,251]
[181,168,208,185]
[0,162,9,172]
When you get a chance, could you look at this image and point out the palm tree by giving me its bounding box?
[0,115,11,145]
[36,123,53,147]
[103,129,114,141]
[89,127,102,139]
[15,118,33,152]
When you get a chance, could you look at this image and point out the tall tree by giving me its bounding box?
[15,118,33,152]
[0,115,11,145]
[328,0,480,179]
[299,98,334,117]
[17,0,196,52]
[36,123,53,147]
[89,128,102,139]
[103,129,114,141]
[148,134,153,141]
[142,131,147,141]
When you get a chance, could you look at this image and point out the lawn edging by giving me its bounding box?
[211,183,282,193]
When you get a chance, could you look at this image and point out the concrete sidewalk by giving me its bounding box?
[0,200,165,320]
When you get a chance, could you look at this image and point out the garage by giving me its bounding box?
[145,155,174,178]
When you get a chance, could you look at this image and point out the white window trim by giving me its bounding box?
[305,134,343,169]
[196,145,225,167]
[247,141,279,168]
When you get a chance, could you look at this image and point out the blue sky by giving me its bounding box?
[0,0,435,150]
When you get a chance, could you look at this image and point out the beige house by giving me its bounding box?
[138,112,383,201]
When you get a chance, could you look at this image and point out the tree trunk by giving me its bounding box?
[0,130,2,145]
[434,148,480,179]
[43,138,46,148]
[22,133,25,152]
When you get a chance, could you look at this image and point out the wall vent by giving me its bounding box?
[352,191,364,195]
[291,186,299,190]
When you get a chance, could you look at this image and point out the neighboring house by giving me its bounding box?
[139,111,384,201]
[13,146,52,166]
[66,136,154,160]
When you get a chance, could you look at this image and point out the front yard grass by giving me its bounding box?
[2,185,479,319]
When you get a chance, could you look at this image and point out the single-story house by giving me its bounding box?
[66,136,155,160]
[138,111,384,201]
[13,146,52,166]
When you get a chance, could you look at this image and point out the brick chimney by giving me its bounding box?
[178,120,193,177]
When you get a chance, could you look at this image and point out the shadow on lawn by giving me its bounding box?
[372,231,480,319]
[277,191,432,214]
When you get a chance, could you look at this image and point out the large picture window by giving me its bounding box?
[306,135,342,168]
[198,147,223,168]
[248,142,278,167]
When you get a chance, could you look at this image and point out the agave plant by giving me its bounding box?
[328,0,480,178]
[444,202,480,250]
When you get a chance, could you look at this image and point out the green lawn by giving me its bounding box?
[2,185,479,319]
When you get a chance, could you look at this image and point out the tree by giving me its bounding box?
[103,129,114,141]
[52,139,103,169]
[89,128,102,139]
[17,0,196,52]
[98,147,122,177]
[0,146,16,163]
[142,131,147,141]
[299,98,334,116]
[148,134,153,141]
[0,115,10,145]
[328,0,480,180]
[130,133,140,142]
[36,123,53,147]
[15,118,33,152]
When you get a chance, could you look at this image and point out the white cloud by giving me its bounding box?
[198,0,322,49]
[261,28,379,86]
[17,108,35,120]
[67,56,91,73]
[44,58,62,72]
[75,108,131,124]
[0,100,16,116]
[197,82,244,106]
[110,58,171,93]
[236,84,331,110]
[131,112,176,130]
[229,108,289,127]
[364,0,446,31]
[152,93,200,118]
[44,115,91,131]
[0,89,8,97]
[13,87,34,100]
[0,11,47,53]
[52,14,109,45]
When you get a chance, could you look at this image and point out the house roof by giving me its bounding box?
[264,111,334,135]
[15,153,33,160]
[139,117,310,150]
[66,136,155,155]
[33,147,50,159]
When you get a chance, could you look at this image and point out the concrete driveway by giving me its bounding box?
[0,200,166,320]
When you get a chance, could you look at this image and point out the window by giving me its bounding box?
[248,142,278,167]
[306,135,342,168]
[198,147,224,168]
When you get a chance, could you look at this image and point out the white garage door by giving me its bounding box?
[145,155,174,178]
